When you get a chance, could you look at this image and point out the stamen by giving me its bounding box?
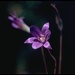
[39,36,46,43]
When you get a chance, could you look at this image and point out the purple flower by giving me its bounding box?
[8,12,30,33]
[24,22,52,49]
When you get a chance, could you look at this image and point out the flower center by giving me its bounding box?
[39,35,46,43]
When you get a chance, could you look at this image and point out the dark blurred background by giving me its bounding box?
[0,1,75,74]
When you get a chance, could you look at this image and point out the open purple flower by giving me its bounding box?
[8,12,30,33]
[24,22,52,49]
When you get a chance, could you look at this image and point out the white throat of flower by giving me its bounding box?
[39,35,46,43]
[21,23,30,33]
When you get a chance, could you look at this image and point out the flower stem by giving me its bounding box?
[41,46,48,74]
[47,49,57,74]
[58,32,62,74]
[51,3,61,19]
[51,3,63,74]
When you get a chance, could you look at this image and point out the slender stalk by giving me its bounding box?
[58,31,62,74]
[51,3,63,74]
[41,46,48,74]
[47,49,57,74]
[51,3,61,19]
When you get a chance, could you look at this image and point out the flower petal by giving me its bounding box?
[24,37,37,44]
[13,18,24,28]
[10,11,17,18]
[8,16,14,21]
[12,23,19,29]
[41,22,49,33]
[19,18,24,24]
[32,42,43,49]
[45,30,51,40]
[30,26,42,38]
[43,41,52,49]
